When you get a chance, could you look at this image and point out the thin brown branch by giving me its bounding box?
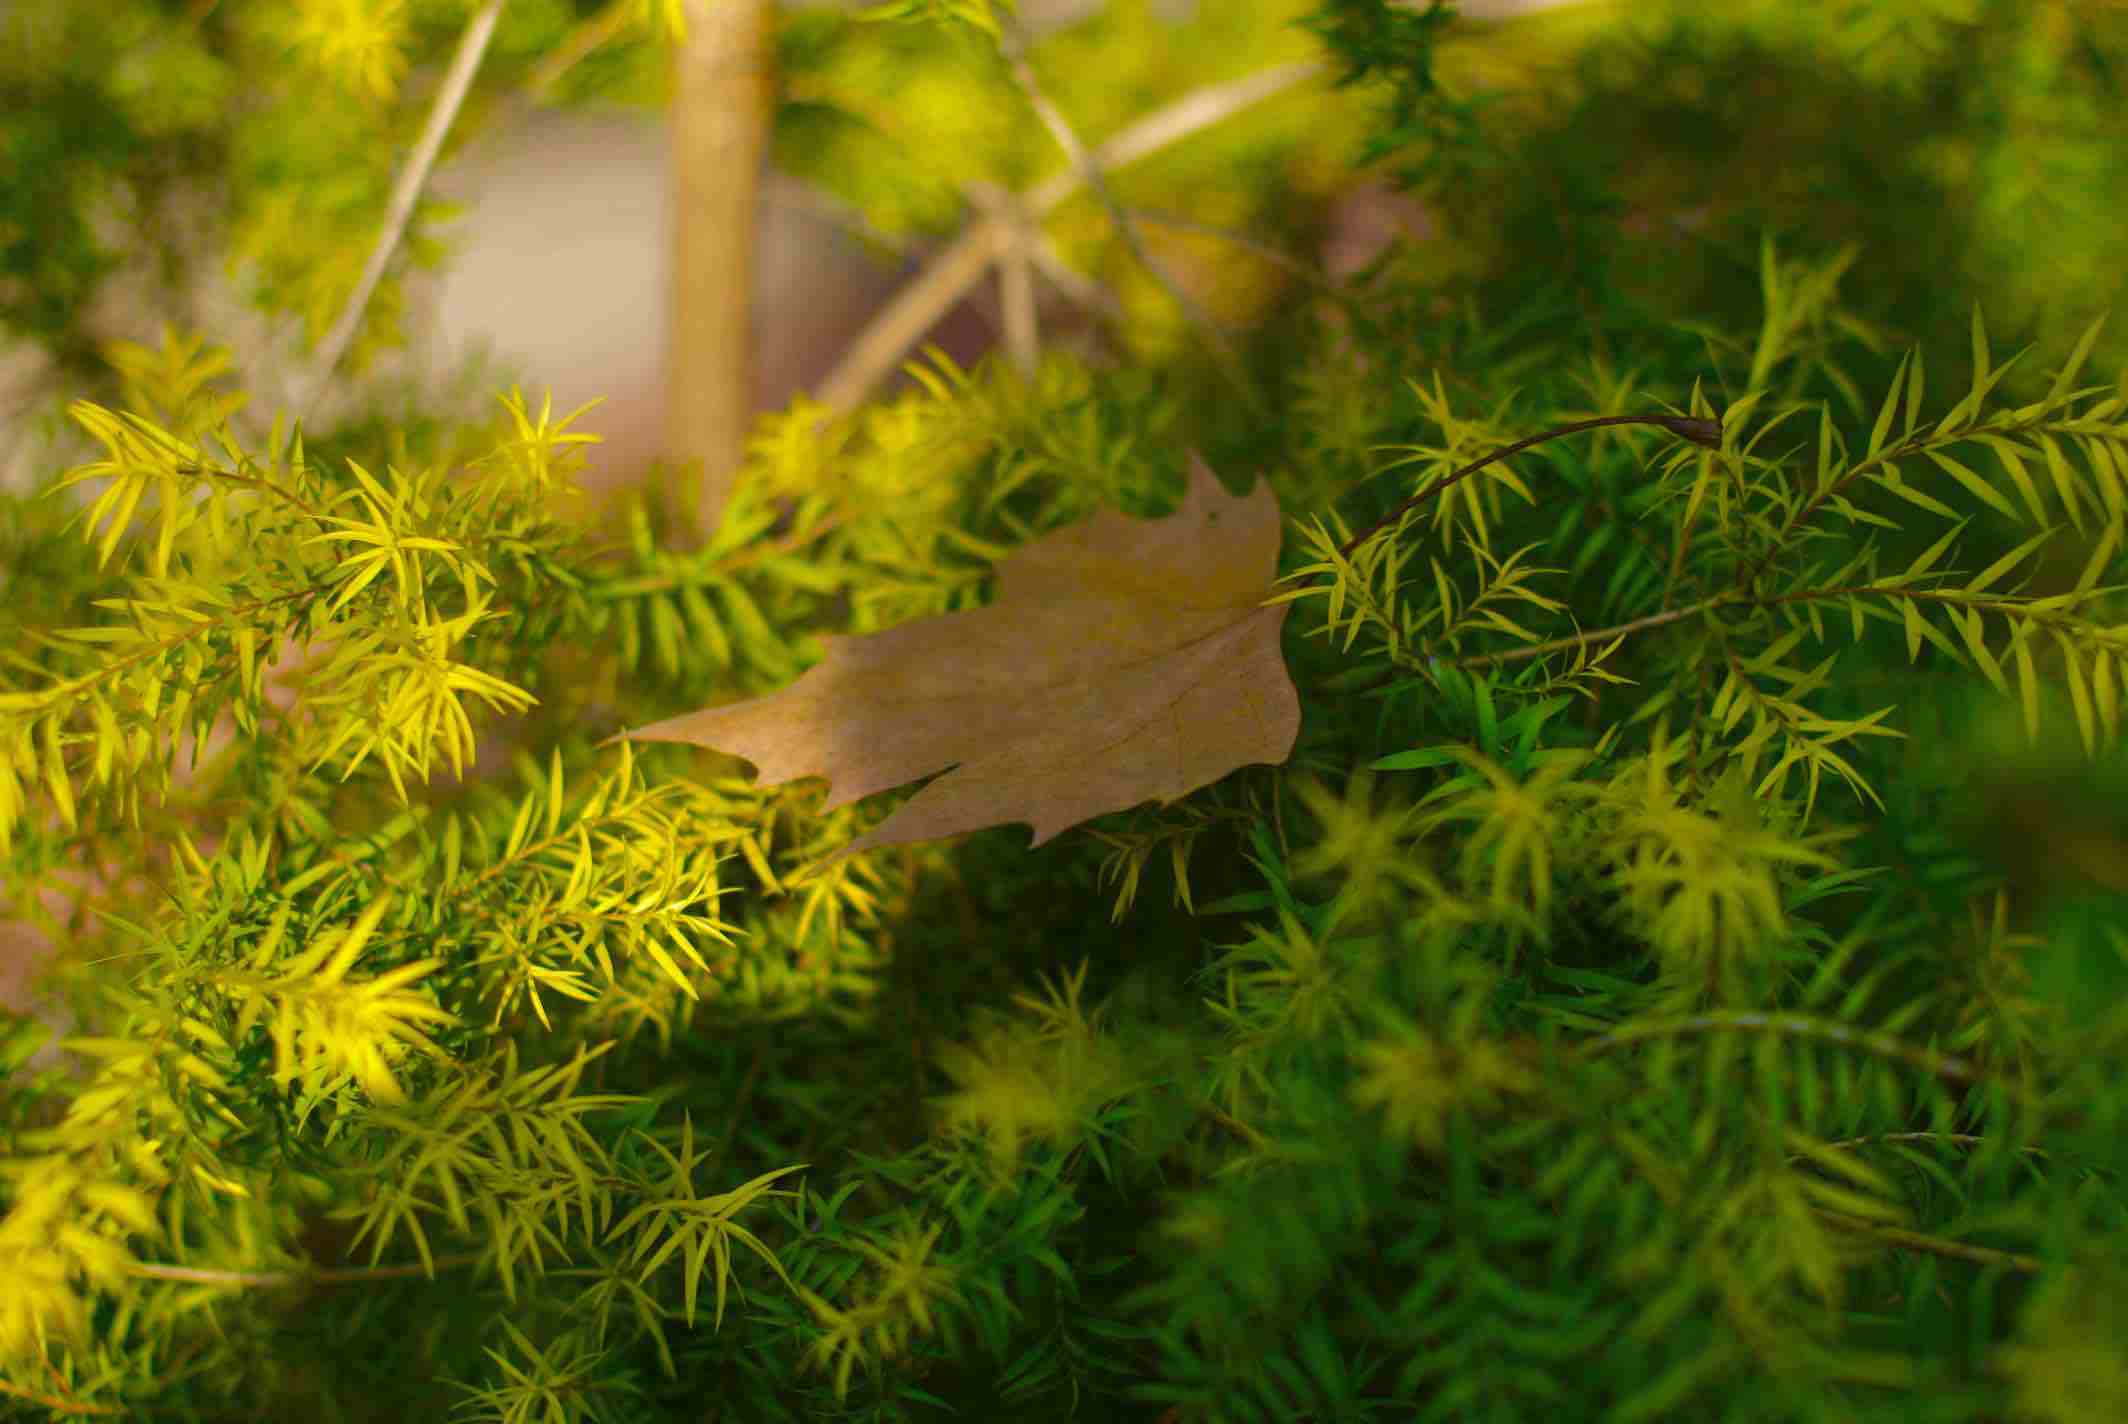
[1448,596,1734,672]
[293,0,508,425]
[1332,413,1724,561]
[996,16,1262,415]
[813,221,1012,414]
[968,182,1040,377]
[812,60,1326,415]
[1814,1211,2045,1275]
[1823,1130,2049,1156]
[1026,62,1329,210]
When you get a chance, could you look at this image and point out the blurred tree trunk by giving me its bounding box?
[668,0,775,546]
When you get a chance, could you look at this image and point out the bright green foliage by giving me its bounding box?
[5,2,2128,1422]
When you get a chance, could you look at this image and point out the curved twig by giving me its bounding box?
[291,0,509,425]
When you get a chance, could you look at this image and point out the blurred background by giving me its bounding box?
[397,0,1575,494]
[0,0,1583,499]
